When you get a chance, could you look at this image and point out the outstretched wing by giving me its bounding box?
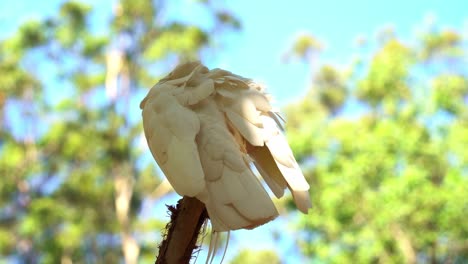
[140,88,205,197]
[214,75,312,213]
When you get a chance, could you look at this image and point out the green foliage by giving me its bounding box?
[287,25,468,263]
[432,74,468,114]
[314,65,347,114]
[0,58,39,97]
[144,24,208,61]
[421,29,463,60]
[17,20,48,48]
[0,0,239,262]
[229,249,281,264]
[357,40,413,106]
[284,98,328,162]
[56,1,91,47]
[285,33,323,62]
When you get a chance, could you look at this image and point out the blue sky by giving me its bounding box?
[2,0,467,106]
[1,0,467,263]
[213,0,468,105]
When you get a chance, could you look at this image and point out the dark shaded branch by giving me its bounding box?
[156,196,208,264]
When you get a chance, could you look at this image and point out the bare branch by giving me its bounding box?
[156,196,208,264]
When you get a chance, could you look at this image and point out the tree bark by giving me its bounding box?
[391,224,415,264]
[155,196,208,264]
[114,172,139,264]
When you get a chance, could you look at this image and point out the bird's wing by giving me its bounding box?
[195,115,278,231]
[214,76,312,213]
[257,112,311,213]
[140,88,205,197]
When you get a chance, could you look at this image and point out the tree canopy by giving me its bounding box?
[285,25,468,263]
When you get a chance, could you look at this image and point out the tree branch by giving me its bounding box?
[156,196,208,264]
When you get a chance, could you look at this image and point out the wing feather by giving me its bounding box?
[244,91,272,112]
[268,111,285,131]
[230,98,262,125]
[260,114,311,213]
[142,111,169,164]
[216,87,239,98]
[206,164,278,229]
[176,78,214,105]
[211,69,312,213]
[194,102,278,231]
[225,109,264,146]
[141,91,205,197]
[247,144,287,198]
[235,170,278,220]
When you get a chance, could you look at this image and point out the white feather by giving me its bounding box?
[140,62,311,233]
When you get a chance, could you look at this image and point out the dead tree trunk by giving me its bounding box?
[155,196,208,264]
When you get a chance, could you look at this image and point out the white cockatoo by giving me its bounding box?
[140,62,311,232]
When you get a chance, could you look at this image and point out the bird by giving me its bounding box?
[140,61,311,232]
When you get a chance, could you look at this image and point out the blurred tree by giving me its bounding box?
[0,0,239,263]
[285,25,468,263]
[229,249,281,264]
[284,33,323,63]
